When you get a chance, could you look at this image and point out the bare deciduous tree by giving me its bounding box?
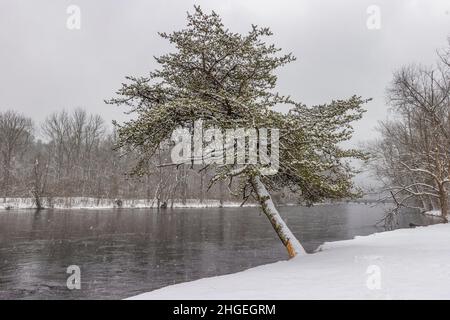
[370,41,450,223]
[0,110,33,200]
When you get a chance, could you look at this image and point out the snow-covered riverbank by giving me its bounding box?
[0,197,258,210]
[0,197,364,211]
[129,223,450,300]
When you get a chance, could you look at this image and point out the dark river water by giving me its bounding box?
[0,203,437,299]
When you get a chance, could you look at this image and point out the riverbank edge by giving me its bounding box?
[0,197,256,210]
[0,197,361,210]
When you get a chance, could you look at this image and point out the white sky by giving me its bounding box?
[0,0,449,148]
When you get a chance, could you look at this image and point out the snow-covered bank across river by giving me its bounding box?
[128,223,450,300]
[0,197,257,210]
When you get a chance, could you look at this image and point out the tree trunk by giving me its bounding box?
[182,168,187,205]
[32,158,44,210]
[3,158,11,202]
[219,180,224,207]
[438,184,448,223]
[200,171,205,204]
[250,175,306,258]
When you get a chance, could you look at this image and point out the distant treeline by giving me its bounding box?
[0,108,294,208]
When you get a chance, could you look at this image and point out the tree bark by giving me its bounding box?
[250,175,306,258]
[438,184,448,223]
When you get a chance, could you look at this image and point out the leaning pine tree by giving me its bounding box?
[107,6,369,258]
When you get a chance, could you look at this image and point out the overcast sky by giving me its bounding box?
[0,0,449,146]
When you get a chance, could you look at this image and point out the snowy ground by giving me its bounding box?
[129,223,450,300]
[424,209,442,217]
[0,197,256,210]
